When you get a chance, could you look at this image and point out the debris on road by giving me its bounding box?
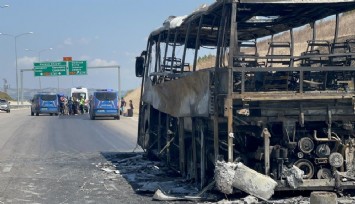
[96,152,355,203]
[215,160,277,201]
[152,189,202,201]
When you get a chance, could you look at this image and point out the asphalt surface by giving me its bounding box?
[0,109,162,203]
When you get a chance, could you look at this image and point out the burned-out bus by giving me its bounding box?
[135,0,355,197]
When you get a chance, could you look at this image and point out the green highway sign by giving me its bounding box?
[34,61,67,76]
[69,61,87,75]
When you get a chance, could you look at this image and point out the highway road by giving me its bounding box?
[0,109,161,203]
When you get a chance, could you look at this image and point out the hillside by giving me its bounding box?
[124,11,355,116]
[0,92,13,101]
[122,88,140,116]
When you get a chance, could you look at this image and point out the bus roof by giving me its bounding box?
[149,0,355,43]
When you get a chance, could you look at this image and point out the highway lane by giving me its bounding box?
[0,109,159,203]
[0,109,138,158]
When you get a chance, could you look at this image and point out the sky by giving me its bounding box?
[0,0,214,92]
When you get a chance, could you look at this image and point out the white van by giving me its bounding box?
[70,87,89,112]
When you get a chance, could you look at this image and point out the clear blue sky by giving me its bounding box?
[0,0,214,92]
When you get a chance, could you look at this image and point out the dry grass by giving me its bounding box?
[122,87,141,116]
[125,12,355,115]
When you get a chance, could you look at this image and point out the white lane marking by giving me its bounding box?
[3,163,13,173]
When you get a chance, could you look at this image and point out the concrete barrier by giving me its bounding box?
[310,191,337,204]
[9,101,31,109]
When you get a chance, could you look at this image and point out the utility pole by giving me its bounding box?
[3,78,9,93]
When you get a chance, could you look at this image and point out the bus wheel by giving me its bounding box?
[90,115,95,120]
[31,111,34,116]
[36,113,39,116]
[50,113,53,116]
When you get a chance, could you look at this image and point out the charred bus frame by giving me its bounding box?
[136,0,355,192]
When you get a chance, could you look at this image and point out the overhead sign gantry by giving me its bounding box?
[33,60,87,76]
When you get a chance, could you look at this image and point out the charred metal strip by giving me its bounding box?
[276,179,355,191]
[193,16,204,72]
[200,120,206,188]
[334,14,340,45]
[290,28,295,67]
[311,22,316,51]
[213,115,219,161]
[215,0,227,68]
[158,111,162,153]
[262,128,271,176]
[166,115,170,165]
[233,64,355,71]
[159,136,175,155]
[231,92,355,101]
[226,0,238,163]
[155,34,162,73]
[178,117,185,176]
[328,108,332,140]
[170,30,179,73]
[181,22,191,74]
[163,29,171,72]
[192,117,198,183]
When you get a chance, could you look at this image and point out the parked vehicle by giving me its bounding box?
[89,89,120,120]
[31,92,60,116]
[0,99,10,113]
[135,0,355,196]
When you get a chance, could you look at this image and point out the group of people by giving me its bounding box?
[59,95,87,115]
[59,95,133,116]
[120,97,134,116]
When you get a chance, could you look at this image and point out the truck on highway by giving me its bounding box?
[135,0,355,198]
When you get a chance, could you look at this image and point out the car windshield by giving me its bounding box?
[0,99,7,104]
[95,92,116,101]
[72,93,86,100]
[40,95,57,101]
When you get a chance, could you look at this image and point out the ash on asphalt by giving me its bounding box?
[100,152,205,197]
[97,152,355,204]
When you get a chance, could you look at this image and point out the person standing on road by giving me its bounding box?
[73,97,79,115]
[129,100,133,110]
[127,100,134,117]
[59,95,65,115]
[120,97,126,115]
[68,97,73,115]
[79,96,85,114]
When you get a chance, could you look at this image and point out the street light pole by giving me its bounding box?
[26,47,53,90]
[0,32,33,105]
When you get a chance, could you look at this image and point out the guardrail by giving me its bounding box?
[10,104,31,109]
[8,101,31,109]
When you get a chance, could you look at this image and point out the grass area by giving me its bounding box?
[0,92,13,101]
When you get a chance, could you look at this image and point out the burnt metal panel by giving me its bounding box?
[142,69,212,117]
